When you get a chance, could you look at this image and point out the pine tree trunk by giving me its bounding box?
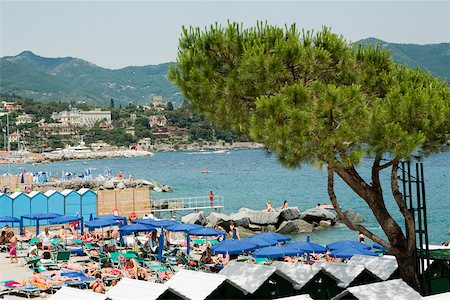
[394,250,420,290]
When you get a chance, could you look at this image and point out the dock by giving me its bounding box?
[147,195,224,218]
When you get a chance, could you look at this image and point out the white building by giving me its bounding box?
[15,113,34,124]
[52,109,111,128]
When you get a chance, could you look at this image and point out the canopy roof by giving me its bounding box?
[211,240,257,255]
[167,223,202,232]
[21,213,62,220]
[348,254,398,280]
[244,237,277,248]
[119,223,156,235]
[189,227,226,236]
[106,278,167,300]
[271,261,324,289]
[326,240,371,251]
[252,245,303,258]
[0,216,20,223]
[85,218,118,229]
[423,292,450,299]
[135,218,178,228]
[333,279,422,300]
[427,249,450,261]
[164,269,228,300]
[275,295,313,300]
[313,261,368,288]
[219,261,277,294]
[284,242,327,254]
[49,215,82,225]
[252,232,291,243]
[330,247,378,259]
[51,286,105,300]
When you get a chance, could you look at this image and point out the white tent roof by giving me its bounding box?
[51,286,105,300]
[423,292,450,299]
[164,269,228,300]
[78,188,96,195]
[219,261,277,294]
[61,189,76,196]
[332,279,423,300]
[313,261,367,288]
[271,261,322,289]
[106,277,168,300]
[348,254,398,280]
[45,190,62,197]
[276,295,314,300]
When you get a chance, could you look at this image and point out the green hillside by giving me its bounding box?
[0,51,182,106]
[356,38,450,81]
[1,39,449,106]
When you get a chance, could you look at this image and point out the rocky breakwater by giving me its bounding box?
[42,149,154,162]
[180,207,363,237]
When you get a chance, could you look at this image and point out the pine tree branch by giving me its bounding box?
[327,164,392,250]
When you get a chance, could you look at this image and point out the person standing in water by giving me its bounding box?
[209,191,214,207]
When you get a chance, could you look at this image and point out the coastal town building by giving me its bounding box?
[15,113,34,124]
[2,101,22,111]
[152,96,164,107]
[148,115,167,127]
[51,109,111,128]
[9,131,20,143]
[90,141,113,151]
[137,137,152,150]
[38,121,74,135]
[125,127,136,137]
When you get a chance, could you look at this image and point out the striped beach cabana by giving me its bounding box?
[77,188,97,221]
[0,193,13,217]
[332,279,422,300]
[106,278,168,300]
[314,261,381,288]
[62,189,81,217]
[347,254,399,281]
[29,191,48,216]
[163,269,239,300]
[219,261,295,299]
[45,190,65,215]
[11,192,31,225]
[271,261,341,300]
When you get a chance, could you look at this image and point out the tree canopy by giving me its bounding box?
[170,22,450,289]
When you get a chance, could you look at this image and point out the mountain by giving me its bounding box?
[1,40,449,106]
[356,38,450,81]
[0,51,183,106]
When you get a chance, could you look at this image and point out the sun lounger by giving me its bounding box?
[59,271,95,289]
[53,251,71,263]
[0,280,45,298]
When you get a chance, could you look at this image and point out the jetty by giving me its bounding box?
[149,195,225,218]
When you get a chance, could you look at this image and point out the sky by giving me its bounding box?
[1,0,449,69]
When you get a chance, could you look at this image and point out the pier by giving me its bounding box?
[146,195,225,218]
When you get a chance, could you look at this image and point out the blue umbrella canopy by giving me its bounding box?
[245,237,277,248]
[252,246,304,258]
[49,215,82,225]
[330,247,378,258]
[189,227,226,236]
[284,242,327,254]
[326,240,371,251]
[210,240,258,255]
[252,232,291,243]
[0,216,20,223]
[95,214,126,221]
[167,223,202,232]
[119,223,156,235]
[135,218,179,228]
[21,213,62,221]
[85,218,118,229]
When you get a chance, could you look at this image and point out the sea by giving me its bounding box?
[1,149,449,246]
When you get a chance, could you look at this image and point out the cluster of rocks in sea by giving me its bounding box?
[180,207,363,237]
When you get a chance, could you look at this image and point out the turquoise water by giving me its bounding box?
[1,149,449,245]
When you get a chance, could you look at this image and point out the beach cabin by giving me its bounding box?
[162,269,240,300]
[424,250,450,295]
[29,191,48,216]
[347,254,399,281]
[314,261,381,288]
[11,192,31,225]
[332,279,422,300]
[77,188,97,221]
[51,286,105,300]
[62,189,81,217]
[45,190,65,216]
[0,193,13,217]
[106,278,168,300]
[219,261,295,299]
[271,261,341,300]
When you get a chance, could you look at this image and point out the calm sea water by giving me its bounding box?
[1,149,449,245]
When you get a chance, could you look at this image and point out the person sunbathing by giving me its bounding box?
[60,262,85,271]
[284,256,296,263]
[32,271,64,286]
[89,273,106,294]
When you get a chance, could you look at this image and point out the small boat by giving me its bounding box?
[202,168,210,173]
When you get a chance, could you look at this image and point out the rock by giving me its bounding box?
[319,220,332,227]
[247,223,262,231]
[116,181,126,189]
[262,225,277,232]
[279,207,301,222]
[236,207,280,226]
[161,185,172,192]
[342,209,364,223]
[237,226,256,238]
[300,208,337,224]
[277,220,314,234]
[103,180,114,189]
[181,211,206,225]
[229,210,251,228]
[153,186,163,192]
[206,212,230,228]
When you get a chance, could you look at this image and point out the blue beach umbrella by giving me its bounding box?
[96,214,127,226]
[245,237,277,248]
[135,218,178,228]
[252,246,304,259]
[210,240,258,255]
[119,223,156,235]
[284,242,327,254]
[167,223,202,232]
[49,215,82,225]
[0,216,20,223]
[189,227,226,237]
[253,232,291,243]
[85,218,118,230]
[330,247,378,259]
[326,240,371,251]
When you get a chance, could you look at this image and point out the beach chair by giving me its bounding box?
[53,250,71,263]
[59,271,95,289]
[0,280,45,298]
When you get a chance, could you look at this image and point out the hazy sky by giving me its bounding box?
[1,0,449,69]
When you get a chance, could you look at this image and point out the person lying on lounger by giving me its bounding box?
[89,273,106,294]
